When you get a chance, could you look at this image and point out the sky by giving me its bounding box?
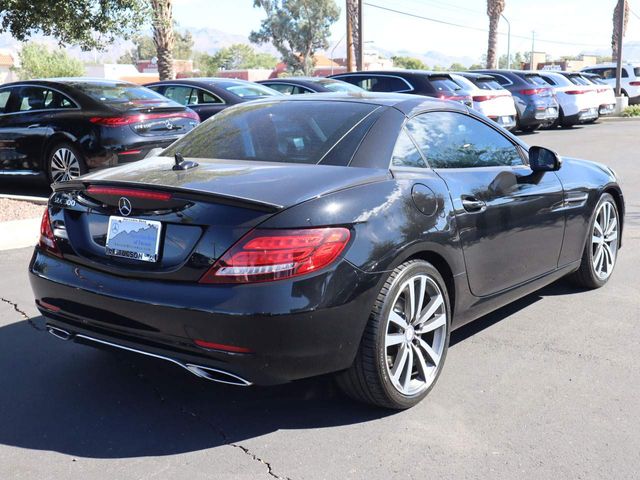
[172,0,640,60]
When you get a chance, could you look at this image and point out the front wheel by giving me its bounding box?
[571,193,620,288]
[47,143,87,184]
[336,260,451,409]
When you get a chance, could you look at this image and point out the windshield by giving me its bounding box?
[71,82,178,111]
[314,79,363,93]
[164,100,377,164]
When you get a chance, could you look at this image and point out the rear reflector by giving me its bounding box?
[36,299,61,312]
[199,227,351,284]
[90,111,199,127]
[39,208,61,257]
[629,81,640,86]
[565,89,587,95]
[87,186,172,201]
[193,339,252,353]
[472,93,509,102]
[119,149,142,156]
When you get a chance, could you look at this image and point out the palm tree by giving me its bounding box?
[612,0,629,62]
[151,0,175,80]
[486,0,505,69]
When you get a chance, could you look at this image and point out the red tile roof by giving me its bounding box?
[0,53,13,67]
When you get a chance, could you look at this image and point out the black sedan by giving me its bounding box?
[30,93,624,409]
[258,76,364,94]
[0,79,199,183]
[145,78,281,121]
[329,70,473,107]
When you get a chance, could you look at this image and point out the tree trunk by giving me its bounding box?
[151,0,175,80]
[612,0,629,62]
[486,14,499,68]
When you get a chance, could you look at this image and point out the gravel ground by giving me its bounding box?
[0,198,45,222]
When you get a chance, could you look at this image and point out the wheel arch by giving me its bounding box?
[403,250,456,319]
[603,185,625,247]
[42,132,80,170]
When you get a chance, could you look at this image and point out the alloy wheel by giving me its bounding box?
[385,274,447,396]
[591,200,618,280]
[50,147,81,182]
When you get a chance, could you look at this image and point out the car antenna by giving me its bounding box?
[172,151,199,171]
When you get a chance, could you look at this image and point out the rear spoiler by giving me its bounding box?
[53,180,283,213]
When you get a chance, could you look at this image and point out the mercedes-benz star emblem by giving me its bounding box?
[118,197,132,217]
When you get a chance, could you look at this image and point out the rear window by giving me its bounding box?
[429,77,461,92]
[634,67,640,77]
[473,78,504,90]
[313,79,363,93]
[72,82,178,111]
[218,82,279,99]
[163,100,377,165]
[567,75,591,86]
[524,74,551,86]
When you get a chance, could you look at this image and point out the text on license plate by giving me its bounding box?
[105,216,162,263]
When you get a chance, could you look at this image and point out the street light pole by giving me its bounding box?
[501,13,511,69]
[530,31,535,70]
[615,2,625,97]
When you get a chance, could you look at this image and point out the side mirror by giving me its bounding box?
[529,146,562,172]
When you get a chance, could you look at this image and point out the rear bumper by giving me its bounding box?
[29,249,379,385]
[561,108,599,126]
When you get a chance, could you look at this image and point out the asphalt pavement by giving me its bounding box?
[0,120,638,479]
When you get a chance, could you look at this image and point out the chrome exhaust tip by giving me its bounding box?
[185,364,252,386]
[46,325,73,341]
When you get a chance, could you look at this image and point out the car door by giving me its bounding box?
[406,110,565,297]
[0,85,51,174]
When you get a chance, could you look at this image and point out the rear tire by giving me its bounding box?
[571,193,620,289]
[336,260,451,409]
[47,142,87,184]
[519,124,538,133]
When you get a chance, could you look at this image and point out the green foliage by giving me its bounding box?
[468,63,484,70]
[449,63,467,71]
[392,56,427,70]
[194,44,278,76]
[13,42,84,80]
[118,30,194,64]
[0,0,148,50]
[622,105,640,117]
[250,0,340,75]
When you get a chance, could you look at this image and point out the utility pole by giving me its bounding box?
[530,31,535,70]
[501,13,511,69]
[615,3,625,96]
[357,0,364,71]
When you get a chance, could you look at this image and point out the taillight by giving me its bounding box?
[565,89,587,95]
[90,111,199,127]
[520,88,548,95]
[629,81,640,86]
[199,227,351,284]
[39,208,61,257]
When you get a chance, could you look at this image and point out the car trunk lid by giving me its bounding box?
[49,158,388,281]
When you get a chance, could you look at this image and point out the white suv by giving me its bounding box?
[581,63,640,104]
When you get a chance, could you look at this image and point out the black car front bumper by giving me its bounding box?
[29,249,380,386]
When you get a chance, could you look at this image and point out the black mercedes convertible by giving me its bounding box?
[29,93,624,409]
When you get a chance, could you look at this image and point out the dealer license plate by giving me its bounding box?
[105,216,162,263]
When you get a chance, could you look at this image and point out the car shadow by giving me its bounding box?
[0,278,588,459]
[0,177,50,198]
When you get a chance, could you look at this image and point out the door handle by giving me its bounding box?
[461,196,486,212]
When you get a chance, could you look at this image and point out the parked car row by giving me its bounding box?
[0,65,628,183]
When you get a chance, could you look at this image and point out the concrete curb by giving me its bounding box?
[0,217,40,251]
[0,194,48,204]
[599,116,640,122]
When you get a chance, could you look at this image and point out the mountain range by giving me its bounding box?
[1,28,639,67]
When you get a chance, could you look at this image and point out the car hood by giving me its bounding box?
[77,156,391,210]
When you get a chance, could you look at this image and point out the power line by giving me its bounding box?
[363,2,608,49]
